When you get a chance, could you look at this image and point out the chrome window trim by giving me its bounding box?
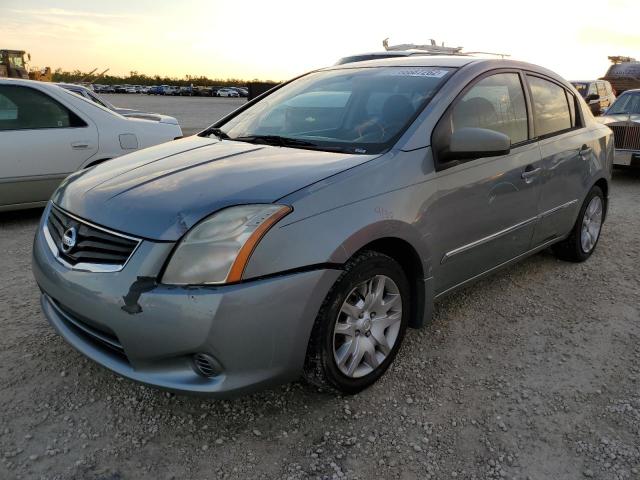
[44,204,142,273]
[441,199,578,264]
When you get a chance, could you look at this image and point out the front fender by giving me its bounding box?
[243,195,433,281]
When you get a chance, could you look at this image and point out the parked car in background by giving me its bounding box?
[0,78,182,211]
[113,85,126,94]
[217,87,239,97]
[229,87,248,97]
[147,85,163,95]
[598,89,640,166]
[32,57,612,397]
[570,80,616,116]
[57,83,180,125]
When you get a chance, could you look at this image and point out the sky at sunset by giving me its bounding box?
[1,0,639,82]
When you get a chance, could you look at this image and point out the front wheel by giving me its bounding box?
[304,251,409,394]
[553,185,605,262]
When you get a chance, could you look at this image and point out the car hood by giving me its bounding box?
[53,135,377,241]
[598,113,640,124]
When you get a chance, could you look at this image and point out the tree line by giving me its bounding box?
[52,69,275,87]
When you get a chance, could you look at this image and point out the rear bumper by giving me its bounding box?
[32,206,340,397]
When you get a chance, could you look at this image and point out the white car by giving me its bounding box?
[217,88,240,97]
[0,78,183,211]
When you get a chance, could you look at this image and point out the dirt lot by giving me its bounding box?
[0,168,639,480]
[102,93,246,136]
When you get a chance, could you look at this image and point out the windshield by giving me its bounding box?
[8,55,24,68]
[607,92,640,115]
[87,90,116,110]
[61,88,123,118]
[212,66,455,154]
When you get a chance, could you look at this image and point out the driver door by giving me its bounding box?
[430,71,542,294]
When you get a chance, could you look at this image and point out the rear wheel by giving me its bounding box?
[553,186,604,262]
[304,251,409,394]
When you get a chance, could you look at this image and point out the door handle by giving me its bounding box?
[521,167,542,180]
[71,141,90,150]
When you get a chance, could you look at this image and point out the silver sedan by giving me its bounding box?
[32,56,613,397]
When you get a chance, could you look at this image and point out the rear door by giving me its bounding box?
[431,71,542,294]
[0,84,98,207]
[526,74,595,245]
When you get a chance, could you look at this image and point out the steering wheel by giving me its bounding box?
[351,118,386,142]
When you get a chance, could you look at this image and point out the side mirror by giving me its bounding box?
[585,93,599,103]
[449,127,510,159]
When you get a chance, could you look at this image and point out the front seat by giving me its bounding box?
[453,97,498,130]
[381,94,415,134]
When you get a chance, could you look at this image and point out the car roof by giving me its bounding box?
[570,80,609,84]
[325,55,476,70]
[0,77,68,92]
[323,56,572,86]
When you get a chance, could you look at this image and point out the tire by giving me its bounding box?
[553,185,605,262]
[304,250,410,394]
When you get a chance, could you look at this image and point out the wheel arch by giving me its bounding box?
[83,158,111,169]
[592,177,609,220]
[347,235,429,329]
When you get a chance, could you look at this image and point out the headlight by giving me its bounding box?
[162,204,292,285]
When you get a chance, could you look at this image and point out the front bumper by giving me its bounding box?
[32,206,340,397]
[613,149,640,166]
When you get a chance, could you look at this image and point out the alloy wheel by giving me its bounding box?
[332,275,403,378]
[581,195,603,253]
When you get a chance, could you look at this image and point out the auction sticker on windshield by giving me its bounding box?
[389,68,450,78]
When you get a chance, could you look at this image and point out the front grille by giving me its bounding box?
[47,205,140,269]
[49,296,127,359]
[610,124,640,150]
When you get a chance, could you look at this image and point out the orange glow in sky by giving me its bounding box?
[2,0,639,81]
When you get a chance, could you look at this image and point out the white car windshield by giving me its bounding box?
[607,92,640,115]
[210,66,455,154]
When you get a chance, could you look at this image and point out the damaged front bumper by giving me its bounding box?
[32,205,340,397]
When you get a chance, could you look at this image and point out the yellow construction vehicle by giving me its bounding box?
[0,49,51,81]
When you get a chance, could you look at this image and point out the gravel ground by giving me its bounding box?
[101,93,246,136]
[0,169,639,480]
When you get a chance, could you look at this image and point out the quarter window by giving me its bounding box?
[597,82,607,97]
[451,73,528,144]
[0,85,86,131]
[527,76,572,137]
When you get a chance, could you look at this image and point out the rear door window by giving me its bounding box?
[526,76,572,137]
[0,91,18,121]
[451,72,528,144]
[0,85,87,131]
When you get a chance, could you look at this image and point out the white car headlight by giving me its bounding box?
[162,204,292,285]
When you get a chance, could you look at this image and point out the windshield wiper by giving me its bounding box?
[234,135,354,153]
[232,135,318,148]
[200,127,230,140]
